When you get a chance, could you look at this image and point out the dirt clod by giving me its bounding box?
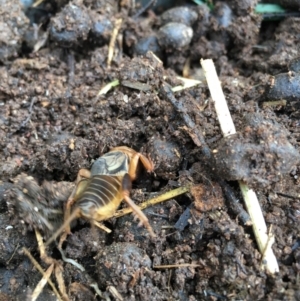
[49,0,92,47]
[0,0,29,62]
[147,136,181,179]
[95,242,152,290]
[213,112,300,188]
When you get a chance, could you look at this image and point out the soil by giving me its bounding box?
[1,0,300,300]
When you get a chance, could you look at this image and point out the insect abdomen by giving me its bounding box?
[76,175,123,219]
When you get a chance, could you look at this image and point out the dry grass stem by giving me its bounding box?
[114,186,190,218]
[200,58,279,274]
[107,286,123,301]
[107,19,122,67]
[32,0,44,7]
[32,263,54,301]
[22,247,63,301]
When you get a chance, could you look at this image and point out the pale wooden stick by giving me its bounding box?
[200,60,236,137]
[200,58,279,274]
[107,19,122,67]
[32,264,54,301]
[22,248,63,301]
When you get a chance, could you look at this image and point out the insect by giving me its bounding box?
[46,146,155,246]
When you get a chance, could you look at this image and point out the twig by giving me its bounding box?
[262,99,286,108]
[200,58,279,274]
[32,0,45,7]
[114,186,190,218]
[22,247,63,301]
[239,182,278,273]
[107,18,122,68]
[32,264,54,301]
[261,225,275,266]
[172,76,202,93]
[97,76,201,96]
[34,229,70,301]
[107,286,123,301]
[275,192,300,200]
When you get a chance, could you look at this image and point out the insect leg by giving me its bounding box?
[122,174,156,238]
[64,168,91,234]
[110,146,154,179]
[128,152,154,181]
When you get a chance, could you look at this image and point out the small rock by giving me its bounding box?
[157,22,193,50]
[160,6,198,27]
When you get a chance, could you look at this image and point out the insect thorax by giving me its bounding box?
[90,151,130,176]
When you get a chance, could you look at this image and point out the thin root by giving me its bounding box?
[153,263,200,269]
[33,0,44,7]
[58,247,85,271]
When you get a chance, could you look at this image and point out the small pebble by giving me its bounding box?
[157,22,193,49]
[160,6,198,27]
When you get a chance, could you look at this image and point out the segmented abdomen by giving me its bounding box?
[76,175,122,215]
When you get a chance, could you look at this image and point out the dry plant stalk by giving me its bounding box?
[107,18,122,67]
[200,58,279,274]
[22,247,63,301]
[32,264,54,301]
[33,0,44,7]
[114,186,190,218]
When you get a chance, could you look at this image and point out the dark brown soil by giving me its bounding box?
[1,0,300,300]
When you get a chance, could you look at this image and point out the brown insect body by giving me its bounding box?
[46,146,155,246]
[75,150,130,221]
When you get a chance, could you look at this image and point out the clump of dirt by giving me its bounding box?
[95,242,152,289]
[147,135,182,179]
[213,112,300,188]
[49,0,92,47]
[6,173,73,234]
[0,0,30,62]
